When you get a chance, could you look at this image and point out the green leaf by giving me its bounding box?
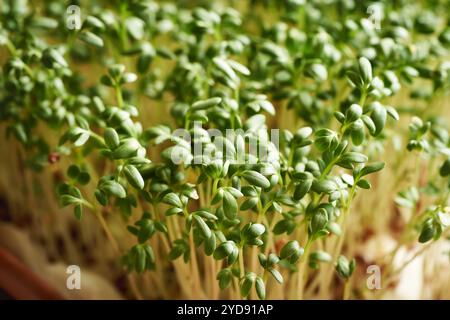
[280,240,303,263]
[419,219,436,243]
[242,171,270,189]
[79,31,104,47]
[84,16,105,30]
[143,244,155,265]
[356,179,371,189]
[327,222,342,236]
[358,57,372,85]
[46,48,68,67]
[315,129,339,152]
[293,175,313,200]
[77,172,91,185]
[162,192,183,208]
[135,245,146,273]
[335,111,346,123]
[193,210,217,221]
[273,220,290,235]
[439,159,450,177]
[336,255,356,279]
[310,208,328,235]
[360,162,385,177]
[101,180,127,198]
[95,189,108,206]
[193,215,211,239]
[108,64,125,77]
[240,273,255,298]
[310,250,332,263]
[155,221,168,234]
[350,121,365,146]
[137,219,154,243]
[228,59,250,76]
[213,57,238,82]
[223,191,238,219]
[268,268,283,284]
[258,253,267,267]
[192,97,222,111]
[124,165,145,190]
[240,197,258,211]
[67,165,80,179]
[169,245,185,260]
[370,103,387,136]
[125,17,145,40]
[122,72,137,84]
[156,47,175,59]
[294,127,313,142]
[386,106,400,121]
[104,128,120,150]
[312,179,337,194]
[74,204,83,220]
[100,75,114,87]
[224,187,243,198]
[204,233,216,256]
[137,53,153,73]
[246,223,266,238]
[74,132,90,147]
[31,17,58,29]
[362,115,376,134]
[60,194,81,207]
[165,207,183,216]
[340,152,368,163]
[268,253,280,267]
[227,246,239,264]
[308,63,328,82]
[255,277,266,300]
[217,269,232,289]
[145,125,171,144]
[213,241,236,260]
[346,104,362,122]
[112,139,140,159]
[257,99,276,115]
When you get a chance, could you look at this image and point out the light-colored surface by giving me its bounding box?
[0,223,123,300]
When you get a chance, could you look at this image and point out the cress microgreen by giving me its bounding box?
[0,0,449,300]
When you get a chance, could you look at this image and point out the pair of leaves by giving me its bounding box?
[240,272,266,300]
[213,240,238,264]
[335,255,356,280]
[280,240,304,264]
[123,244,155,273]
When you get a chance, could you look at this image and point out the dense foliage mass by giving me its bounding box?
[0,0,449,299]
